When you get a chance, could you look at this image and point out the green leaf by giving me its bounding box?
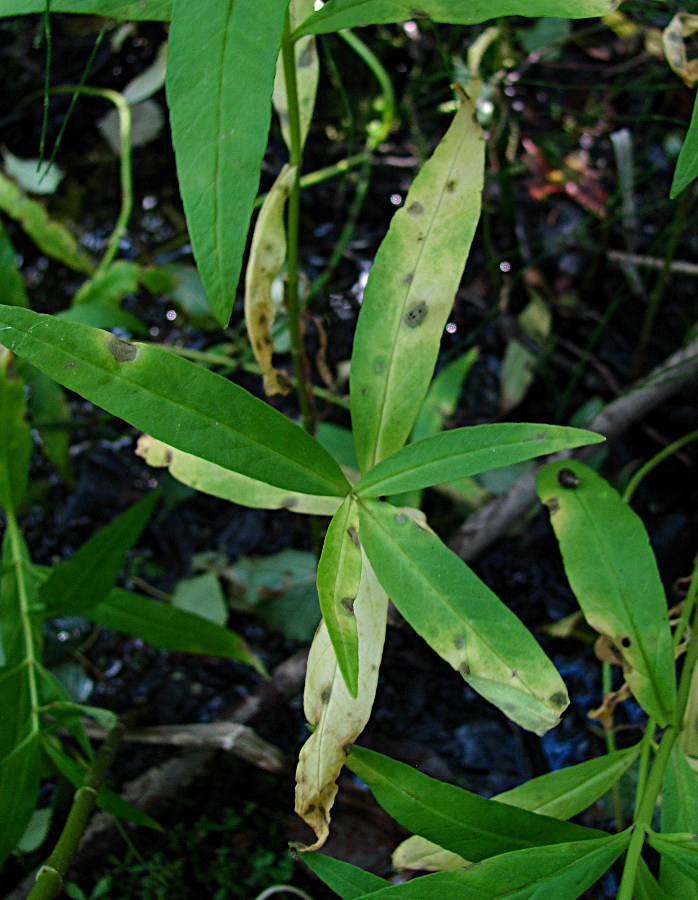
[0,0,172,18]
[295,0,617,37]
[347,746,605,865]
[671,92,698,199]
[166,0,288,325]
[0,219,28,308]
[0,735,42,868]
[347,835,628,899]
[302,853,390,899]
[89,586,265,673]
[660,746,698,897]
[536,460,677,726]
[17,362,73,482]
[0,308,350,497]
[41,491,160,615]
[355,424,603,498]
[496,744,641,819]
[0,363,33,514]
[0,171,94,274]
[72,260,142,306]
[411,349,477,443]
[358,500,568,734]
[136,435,343,516]
[317,496,362,697]
[274,0,319,152]
[56,302,149,335]
[45,744,162,831]
[646,832,698,882]
[351,92,484,472]
[172,571,228,626]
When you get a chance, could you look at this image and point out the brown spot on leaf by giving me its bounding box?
[549,692,567,707]
[446,179,457,192]
[458,661,471,675]
[557,468,580,488]
[341,597,355,616]
[404,301,428,328]
[107,334,138,363]
[403,272,414,285]
[545,497,560,515]
[407,201,424,215]
[320,686,332,704]
[342,743,353,757]
[347,526,360,548]
[453,635,465,650]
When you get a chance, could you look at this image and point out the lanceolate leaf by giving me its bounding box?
[323,834,628,899]
[0,308,350,498]
[350,91,484,473]
[0,220,28,308]
[536,460,676,726]
[167,0,288,325]
[347,746,604,863]
[646,832,698,882]
[136,435,342,516]
[40,491,160,614]
[0,735,42,869]
[358,500,569,735]
[316,496,362,697]
[245,164,296,396]
[672,92,698,198]
[295,0,618,37]
[295,552,388,850]
[354,423,603,498]
[0,0,171,17]
[660,747,698,897]
[274,0,319,152]
[302,854,390,899]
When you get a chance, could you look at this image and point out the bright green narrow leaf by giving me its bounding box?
[680,661,698,769]
[166,0,288,325]
[295,0,617,37]
[41,491,160,614]
[86,586,265,673]
[350,91,484,473]
[660,747,698,897]
[0,220,28,308]
[355,423,603,498]
[348,746,605,861]
[358,500,568,734]
[172,571,228,626]
[0,363,33,513]
[72,260,142,306]
[302,853,390,899]
[646,832,698,882]
[136,435,342,515]
[0,171,94,274]
[671,86,698,199]
[317,496,362,697]
[0,0,171,17]
[536,460,676,726]
[496,744,641,819]
[0,308,350,497]
[273,0,319,152]
[333,834,628,899]
[17,362,73,482]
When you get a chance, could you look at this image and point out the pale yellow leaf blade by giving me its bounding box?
[295,550,388,849]
[136,434,342,515]
[244,163,297,396]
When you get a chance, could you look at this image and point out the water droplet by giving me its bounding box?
[390,193,402,206]
[499,260,511,273]
[166,309,177,321]
[446,322,457,334]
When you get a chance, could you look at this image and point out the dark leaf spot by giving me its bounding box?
[320,686,331,703]
[407,201,424,216]
[446,179,456,192]
[347,526,360,548]
[453,635,465,650]
[341,596,355,616]
[404,301,428,328]
[557,468,580,488]
[403,272,414,285]
[545,497,560,515]
[620,636,631,648]
[458,662,471,675]
[550,691,567,707]
[342,743,353,757]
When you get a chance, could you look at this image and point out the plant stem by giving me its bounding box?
[280,11,316,436]
[28,721,126,900]
[622,428,698,505]
[630,182,694,380]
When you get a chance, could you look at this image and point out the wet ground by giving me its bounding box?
[2,7,698,898]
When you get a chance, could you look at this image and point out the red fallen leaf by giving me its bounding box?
[521,136,609,217]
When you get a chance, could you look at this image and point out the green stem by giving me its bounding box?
[601,662,625,830]
[28,721,126,900]
[630,182,694,380]
[280,11,315,436]
[49,85,132,276]
[673,549,698,648]
[253,153,370,210]
[622,428,698,505]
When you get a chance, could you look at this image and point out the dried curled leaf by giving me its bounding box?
[663,13,698,88]
[294,551,388,849]
[244,163,296,396]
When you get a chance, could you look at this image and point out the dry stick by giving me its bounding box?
[448,335,698,562]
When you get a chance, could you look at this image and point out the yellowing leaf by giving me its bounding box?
[663,13,698,88]
[244,164,297,396]
[295,551,388,849]
[273,0,319,151]
[136,435,342,516]
[351,89,484,472]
